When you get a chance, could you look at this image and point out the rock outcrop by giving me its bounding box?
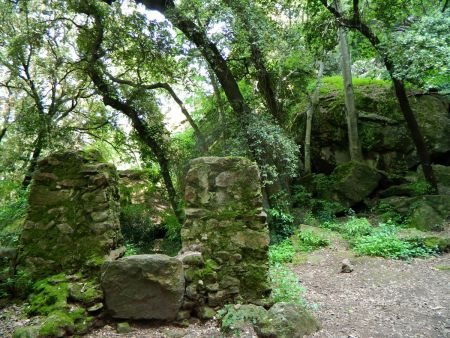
[181,157,271,309]
[294,80,450,174]
[18,150,121,278]
[379,195,450,231]
[101,254,184,320]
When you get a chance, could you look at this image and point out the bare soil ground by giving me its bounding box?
[2,232,449,338]
[298,233,450,338]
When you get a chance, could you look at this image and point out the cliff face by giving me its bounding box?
[293,78,450,174]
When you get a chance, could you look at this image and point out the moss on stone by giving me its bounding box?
[26,274,69,316]
[39,310,73,337]
[12,326,40,338]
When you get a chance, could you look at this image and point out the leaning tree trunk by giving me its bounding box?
[78,3,185,223]
[0,128,6,144]
[335,0,363,162]
[319,0,437,193]
[305,62,325,174]
[133,0,254,140]
[22,134,44,188]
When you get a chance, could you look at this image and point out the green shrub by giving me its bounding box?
[353,233,434,259]
[340,217,373,238]
[295,230,329,252]
[292,185,312,208]
[319,220,342,232]
[269,264,306,305]
[311,199,341,223]
[161,214,182,256]
[267,208,295,244]
[375,201,406,225]
[0,184,28,247]
[352,222,436,259]
[269,239,295,264]
[319,216,374,238]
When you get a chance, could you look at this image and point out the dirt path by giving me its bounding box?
[295,235,450,338]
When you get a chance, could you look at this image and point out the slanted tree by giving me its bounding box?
[304,61,325,174]
[0,0,93,188]
[73,1,185,222]
[318,0,438,192]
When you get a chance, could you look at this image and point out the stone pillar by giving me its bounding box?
[19,150,121,278]
[180,157,270,310]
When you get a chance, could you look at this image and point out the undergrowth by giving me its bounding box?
[269,230,329,265]
[269,264,306,305]
[319,216,440,260]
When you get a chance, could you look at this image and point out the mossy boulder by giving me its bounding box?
[219,304,269,334]
[324,162,382,207]
[18,150,122,279]
[219,303,320,338]
[101,254,184,320]
[254,302,321,338]
[12,326,40,338]
[15,273,95,338]
[379,195,450,231]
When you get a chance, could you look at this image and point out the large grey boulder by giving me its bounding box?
[379,195,450,231]
[101,254,184,320]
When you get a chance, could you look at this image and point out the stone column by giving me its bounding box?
[19,150,122,278]
[180,157,270,310]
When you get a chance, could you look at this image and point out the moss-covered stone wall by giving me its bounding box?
[180,157,270,310]
[18,150,122,279]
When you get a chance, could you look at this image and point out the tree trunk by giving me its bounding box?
[22,134,43,189]
[0,128,6,144]
[134,0,254,135]
[391,77,437,191]
[224,0,282,123]
[305,62,325,174]
[207,66,225,125]
[80,3,185,223]
[319,0,437,192]
[335,0,363,162]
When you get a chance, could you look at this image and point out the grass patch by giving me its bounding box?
[269,239,295,264]
[269,264,306,305]
[294,230,330,252]
[353,233,435,259]
[268,230,330,265]
[320,76,391,94]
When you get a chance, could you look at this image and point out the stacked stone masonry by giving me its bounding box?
[19,150,122,279]
[180,157,271,311]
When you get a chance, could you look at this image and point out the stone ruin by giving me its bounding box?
[180,157,271,309]
[18,153,270,322]
[19,150,122,279]
[101,157,270,320]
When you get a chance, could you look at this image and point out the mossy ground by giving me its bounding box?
[15,273,97,337]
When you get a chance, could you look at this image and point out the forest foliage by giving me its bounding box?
[0,0,449,252]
